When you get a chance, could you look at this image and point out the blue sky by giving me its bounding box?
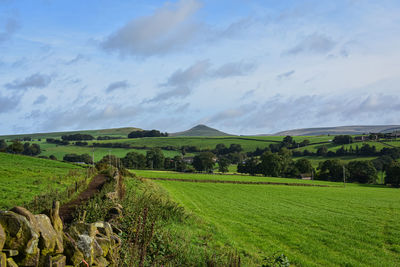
[0,0,400,135]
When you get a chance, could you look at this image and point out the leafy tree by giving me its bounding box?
[371,156,393,171]
[333,135,353,144]
[173,155,187,172]
[226,152,245,164]
[318,159,347,182]
[347,161,377,183]
[258,152,283,177]
[228,144,243,153]
[238,157,258,175]
[295,158,313,174]
[192,152,215,172]
[0,139,7,152]
[146,148,165,169]
[360,144,376,156]
[7,140,24,154]
[282,135,295,148]
[214,143,228,155]
[122,152,147,169]
[386,161,400,187]
[218,157,230,173]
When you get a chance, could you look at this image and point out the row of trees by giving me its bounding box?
[238,149,313,178]
[237,146,400,185]
[61,134,95,141]
[292,144,400,158]
[63,153,93,164]
[128,130,168,138]
[121,148,187,172]
[0,140,41,156]
[46,138,70,145]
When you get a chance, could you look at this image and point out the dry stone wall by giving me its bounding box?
[0,202,120,267]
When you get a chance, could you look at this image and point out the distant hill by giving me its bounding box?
[272,125,400,136]
[170,124,233,137]
[0,127,142,140]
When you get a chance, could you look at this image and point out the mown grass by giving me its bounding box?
[0,152,86,209]
[133,170,342,186]
[154,179,400,266]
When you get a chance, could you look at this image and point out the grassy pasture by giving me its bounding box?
[0,127,140,140]
[150,176,400,266]
[134,170,341,186]
[0,152,86,209]
[89,135,333,153]
[37,142,182,161]
[294,141,399,153]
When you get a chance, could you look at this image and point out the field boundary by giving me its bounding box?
[143,177,332,187]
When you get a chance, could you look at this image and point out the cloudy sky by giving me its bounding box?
[0,0,399,135]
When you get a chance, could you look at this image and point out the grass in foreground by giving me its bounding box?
[134,170,400,265]
[0,152,86,209]
[154,180,400,266]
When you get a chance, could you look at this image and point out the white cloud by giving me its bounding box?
[101,0,202,57]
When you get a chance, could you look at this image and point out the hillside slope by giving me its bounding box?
[0,152,85,209]
[170,124,233,137]
[0,127,142,140]
[273,125,400,136]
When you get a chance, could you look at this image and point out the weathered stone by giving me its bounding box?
[95,235,111,257]
[63,233,86,266]
[7,257,19,267]
[0,253,6,267]
[0,224,5,251]
[18,248,40,267]
[69,223,96,239]
[0,211,39,255]
[50,254,66,267]
[94,222,112,238]
[76,234,95,264]
[2,249,18,257]
[49,202,64,255]
[50,201,63,234]
[10,206,40,234]
[35,214,64,255]
[93,239,104,259]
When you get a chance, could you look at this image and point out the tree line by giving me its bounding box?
[128,130,168,138]
[0,140,41,156]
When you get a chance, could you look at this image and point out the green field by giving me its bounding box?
[0,127,141,140]
[0,152,86,209]
[144,172,400,266]
[36,142,182,161]
[134,170,340,186]
[89,135,334,153]
[294,140,400,153]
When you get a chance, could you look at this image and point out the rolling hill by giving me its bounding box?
[0,127,142,140]
[170,124,233,137]
[273,125,400,136]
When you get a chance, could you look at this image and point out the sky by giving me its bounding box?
[0,0,400,135]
